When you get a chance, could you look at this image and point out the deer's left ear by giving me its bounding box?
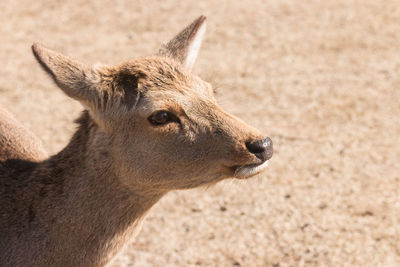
[158,15,207,71]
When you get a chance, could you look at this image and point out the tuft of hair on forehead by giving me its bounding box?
[113,56,192,91]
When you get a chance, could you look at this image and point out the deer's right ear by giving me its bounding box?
[158,15,207,71]
[32,43,100,108]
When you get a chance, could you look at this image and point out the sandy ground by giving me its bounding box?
[1,0,399,266]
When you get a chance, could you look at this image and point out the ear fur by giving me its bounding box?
[32,43,144,121]
[158,15,207,71]
[32,43,100,108]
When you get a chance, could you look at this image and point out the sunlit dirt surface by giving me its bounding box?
[1,1,399,266]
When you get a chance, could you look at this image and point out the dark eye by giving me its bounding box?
[148,111,179,126]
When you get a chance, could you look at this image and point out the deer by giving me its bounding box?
[0,16,273,266]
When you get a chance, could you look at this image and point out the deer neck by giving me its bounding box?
[36,111,165,266]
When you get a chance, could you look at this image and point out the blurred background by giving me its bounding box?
[1,0,399,266]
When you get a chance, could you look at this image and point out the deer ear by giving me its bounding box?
[158,15,207,71]
[32,43,100,108]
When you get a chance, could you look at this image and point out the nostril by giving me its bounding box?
[245,140,265,154]
[245,137,273,161]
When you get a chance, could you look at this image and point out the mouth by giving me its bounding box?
[233,160,270,179]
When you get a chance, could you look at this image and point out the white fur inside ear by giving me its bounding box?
[80,102,90,110]
[184,22,206,70]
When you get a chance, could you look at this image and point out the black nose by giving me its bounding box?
[245,137,273,162]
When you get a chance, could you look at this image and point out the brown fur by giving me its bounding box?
[0,107,47,162]
[0,16,272,266]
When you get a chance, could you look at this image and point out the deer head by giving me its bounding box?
[31,16,273,192]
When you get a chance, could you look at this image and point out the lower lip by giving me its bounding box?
[234,160,269,179]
